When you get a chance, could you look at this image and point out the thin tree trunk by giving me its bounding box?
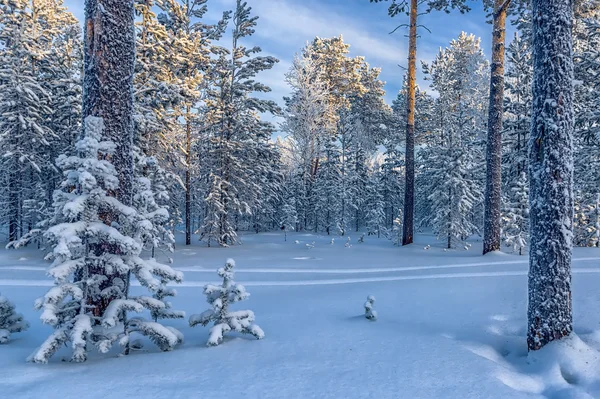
[527,0,574,351]
[402,0,417,246]
[483,0,510,255]
[185,105,192,246]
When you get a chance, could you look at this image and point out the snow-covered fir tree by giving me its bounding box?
[502,33,533,181]
[279,182,298,242]
[390,209,402,246]
[365,171,387,238]
[29,117,184,363]
[0,293,29,344]
[420,33,488,249]
[501,172,529,255]
[198,0,280,247]
[189,259,264,347]
[314,137,342,234]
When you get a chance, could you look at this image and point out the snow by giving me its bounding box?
[2,232,600,398]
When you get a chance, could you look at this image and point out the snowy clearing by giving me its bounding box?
[2,232,600,399]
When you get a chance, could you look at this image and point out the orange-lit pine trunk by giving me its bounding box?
[483,0,510,255]
[402,0,417,246]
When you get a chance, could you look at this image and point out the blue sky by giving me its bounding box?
[64,0,508,114]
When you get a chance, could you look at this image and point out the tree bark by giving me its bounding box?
[527,0,574,351]
[83,0,135,206]
[483,0,509,255]
[83,0,136,317]
[402,0,417,246]
[185,106,192,245]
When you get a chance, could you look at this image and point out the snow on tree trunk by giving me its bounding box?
[483,0,509,255]
[527,0,575,351]
[83,0,135,205]
[83,0,136,316]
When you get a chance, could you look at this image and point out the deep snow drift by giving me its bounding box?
[1,232,600,399]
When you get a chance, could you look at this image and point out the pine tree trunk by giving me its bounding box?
[402,0,417,246]
[185,106,192,246]
[83,0,135,205]
[83,0,136,317]
[483,0,509,255]
[527,0,574,351]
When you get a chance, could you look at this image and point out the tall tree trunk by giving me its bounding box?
[83,0,135,205]
[483,0,510,255]
[185,106,192,245]
[402,0,417,246]
[83,0,136,316]
[527,0,574,351]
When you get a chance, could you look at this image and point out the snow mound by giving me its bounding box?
[496,334,600,398]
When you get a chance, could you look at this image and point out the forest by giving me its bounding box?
[0,0,599,398]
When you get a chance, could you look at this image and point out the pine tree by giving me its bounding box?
[503,33,533,182]
[199,0,280,246]
[189,259,264,347]
[0,293,29,344]
[314,138,342,234]
[365,172,386,238]
[573,192,600,247]
[482,0,516,255]
[29,117,184,363]
[0,0,55,241]
[371,0,472,246]
[279,182,298,242]
[420,33,488,249]
[527,0,574,351]
[392,209,403,246]
[501,172,529,255]
[157,0,224,246]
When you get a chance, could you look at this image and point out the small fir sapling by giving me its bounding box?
[0,294,29,343]
[364,295,377,321]
[345,237,352,248]
[330,238,335,245]
[392,209,403,246]
[358,233,365,243]
[189,259,264,347]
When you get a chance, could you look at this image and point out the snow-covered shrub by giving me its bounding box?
[345,237,352,248]
[306,241,315,249]
[392,209,403,246]
[189,259,264,347]
[358,233,365,243]
[0,294,29,344]
[29,117,184,364]
[364,295,377,321]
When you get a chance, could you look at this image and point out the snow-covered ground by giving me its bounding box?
[2,232,600,399]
